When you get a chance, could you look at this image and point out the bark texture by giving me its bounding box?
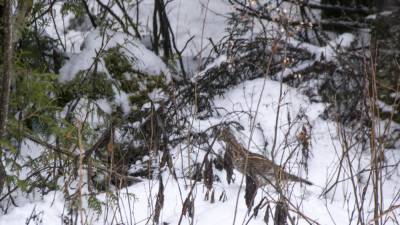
[0,0,13,196]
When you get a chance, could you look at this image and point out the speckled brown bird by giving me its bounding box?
[219,127,312,186]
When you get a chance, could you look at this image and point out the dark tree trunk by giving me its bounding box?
[152,0,173,59]
[0,0,13,197]
[152,0,159,55]
[274,199,288,225]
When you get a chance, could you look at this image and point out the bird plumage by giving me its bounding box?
[219,127,312,186]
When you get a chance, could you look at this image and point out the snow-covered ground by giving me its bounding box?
[1,0,400,225]
[3,77,400,225]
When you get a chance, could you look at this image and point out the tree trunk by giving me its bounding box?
[152,0,173,59]
[0,0,13,196]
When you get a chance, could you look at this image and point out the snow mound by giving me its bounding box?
[59,29,171,82]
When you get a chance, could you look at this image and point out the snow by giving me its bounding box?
[289,33,355,62]
[112,85,131,115]
[377,100,397,113]
[275,60,314,80]
[0,192,65,225]
[390,92,400,100]
[59,29,171,82]
[57,28,172,115]
[95,99,112,114]
[148,88,168,103]
[2,1,400,225]
[44,2,90,53]
[5,77,400,225]
[192,55,227,82]
[366,11,394,20]
[135,0,232,56]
